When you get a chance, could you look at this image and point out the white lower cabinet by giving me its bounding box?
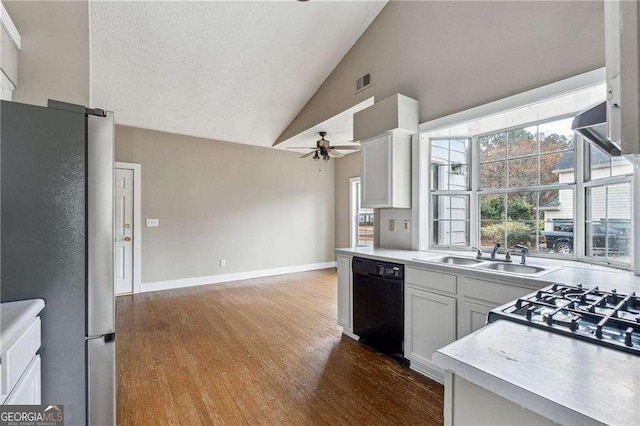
[459,300,494,337]
[336,255,352,332]
[1,314,43,405]
[5,355,41,405]
[404,286,456,382]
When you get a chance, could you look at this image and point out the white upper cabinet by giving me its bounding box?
[604,0,639,156]
[361,131,412,208]
[354,94,417,208]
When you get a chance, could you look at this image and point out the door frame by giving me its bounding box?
[115,162,142,294]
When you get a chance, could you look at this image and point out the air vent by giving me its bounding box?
[356,73,372,93]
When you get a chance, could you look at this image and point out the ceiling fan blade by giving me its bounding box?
[327,150,345,158]
[300,150,318,159]
[287,147,315,150]
[329,145,360,150]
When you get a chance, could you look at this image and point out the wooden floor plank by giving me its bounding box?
[116,269,444,425]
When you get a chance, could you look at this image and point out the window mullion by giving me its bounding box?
[470,136,480,247]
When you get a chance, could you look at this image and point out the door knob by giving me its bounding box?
[124,237,132,242]
[125,224,132,229]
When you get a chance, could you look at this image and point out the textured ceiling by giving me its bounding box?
[89,1,386,147]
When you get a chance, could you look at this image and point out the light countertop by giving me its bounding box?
[337,247,640,424]
[0,299,45,353]
[433,320,640,426]
[335,247,640,294]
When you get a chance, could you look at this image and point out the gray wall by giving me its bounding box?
[4,1,90,106]
[116,126,335,284]
[278,1,604,143]
[289,1,605,250]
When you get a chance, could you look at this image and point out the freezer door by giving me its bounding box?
[87,335,116,426]
[87,112,116,337]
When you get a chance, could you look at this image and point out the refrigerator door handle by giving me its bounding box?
[87,335,116,426]
[87,112,116,337]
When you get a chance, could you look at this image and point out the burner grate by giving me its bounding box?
[490,283,640,355]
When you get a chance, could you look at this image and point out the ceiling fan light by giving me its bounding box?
[313,151,320,161]
[323,153,330,162]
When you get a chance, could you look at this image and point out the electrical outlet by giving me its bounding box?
[403,220,411,232]
[220,259,226,267]
[388,220,395,232]
[146,218,159,227]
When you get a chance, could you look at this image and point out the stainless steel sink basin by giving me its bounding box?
[476,262,547,275]
[431,256,485,266]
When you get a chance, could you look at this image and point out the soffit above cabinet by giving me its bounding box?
[275,97,374,155]
[354,94,419,143]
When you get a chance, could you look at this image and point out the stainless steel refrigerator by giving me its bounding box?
[1,99,116,425]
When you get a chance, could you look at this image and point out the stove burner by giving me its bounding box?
[489,283,640,355]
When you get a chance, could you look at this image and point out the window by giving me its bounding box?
[422,74,634,268]
[350,178,374,247]
[430,139,471,247]
[478,118,576,256]
[584,142,633,266]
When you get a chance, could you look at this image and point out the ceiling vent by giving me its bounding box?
[355,73,372,93]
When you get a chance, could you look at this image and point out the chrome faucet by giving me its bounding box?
[490,243,501,260]
[515,244,529,264]
[471,246,483,259]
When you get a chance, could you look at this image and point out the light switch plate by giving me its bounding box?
[146,218,159,227]
[388,219,395,232]
[403,220,410,232]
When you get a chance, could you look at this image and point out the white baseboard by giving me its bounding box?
[340,327,360,341]
[409,359,445,384]
[140,261,337,293]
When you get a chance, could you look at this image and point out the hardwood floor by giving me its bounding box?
[116,269,444,425]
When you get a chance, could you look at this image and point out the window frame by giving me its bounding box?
[349,177,374,248]
[581,139,634,268]
[427,115,582,260]
[428,137,473,249]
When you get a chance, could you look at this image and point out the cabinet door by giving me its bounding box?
[459,300,494,338]
[405,286,456,368]
[5,355,41,405]
[361,134,391,208]
[336,256,352,330]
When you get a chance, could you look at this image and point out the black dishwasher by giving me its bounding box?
[352,257,405,361]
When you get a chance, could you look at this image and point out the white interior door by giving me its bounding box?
[114,168,134,295]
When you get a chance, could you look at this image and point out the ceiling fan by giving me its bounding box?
[287,131,360,161]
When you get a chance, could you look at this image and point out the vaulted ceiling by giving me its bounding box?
[89,1,386,147]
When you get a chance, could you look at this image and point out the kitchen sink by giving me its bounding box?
[417,256,485,266]
[476,262,548,275]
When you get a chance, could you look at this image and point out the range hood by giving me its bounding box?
[571,101,621,156]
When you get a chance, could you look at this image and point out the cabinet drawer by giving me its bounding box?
[2,317,41,395]
[4,355,41,405]
[461,277,533,305]
[406,267,456,294]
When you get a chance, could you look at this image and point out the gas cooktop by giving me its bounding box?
[488,283,640,355]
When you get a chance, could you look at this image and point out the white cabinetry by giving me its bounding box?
[402,266,540,382]
[404,267,457,382]
[336,255,353,334]
[361,131,411,208]
[1,300,44,405]
[458,276,534,339]
[405,286,456,382]
[459,300,493,337]
[4,356,41,405]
